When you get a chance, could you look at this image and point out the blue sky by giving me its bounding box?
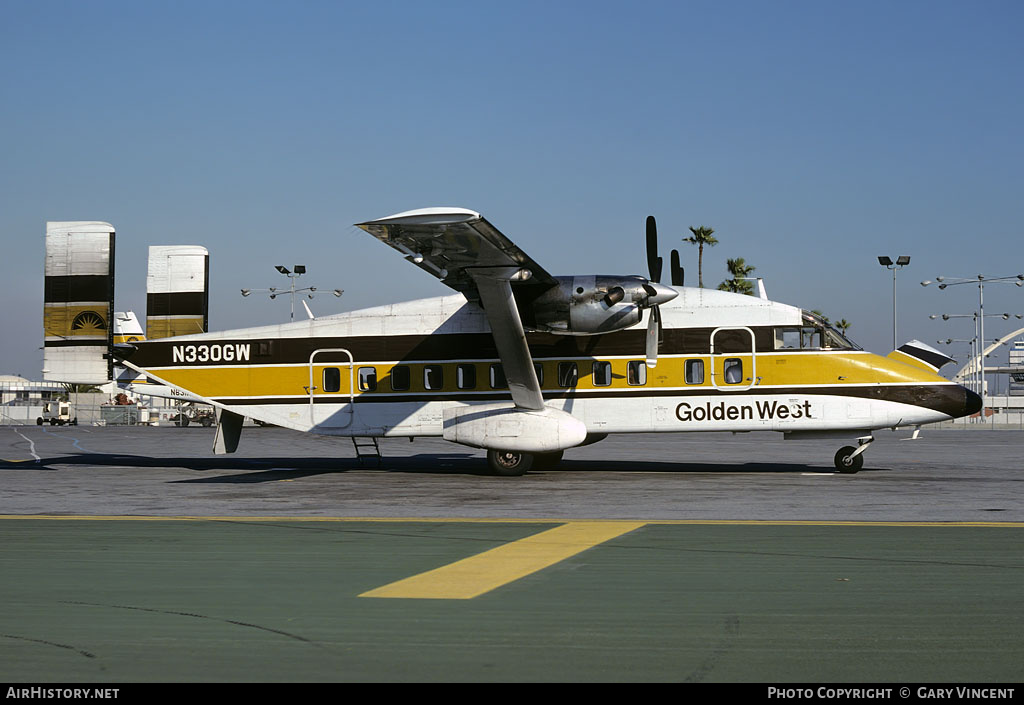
[2,0,1023,378]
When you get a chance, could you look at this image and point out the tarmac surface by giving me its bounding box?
[1,425,1022,682]
[1,424,1021,521]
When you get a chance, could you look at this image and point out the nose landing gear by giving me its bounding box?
[834,435,874,473]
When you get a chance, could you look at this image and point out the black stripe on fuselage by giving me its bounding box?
[130,327,848,368]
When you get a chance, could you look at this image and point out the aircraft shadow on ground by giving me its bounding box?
[2,453,885,481]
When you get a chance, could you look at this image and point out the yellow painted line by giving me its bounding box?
[360,521,647,600]
[0,516,1022,528]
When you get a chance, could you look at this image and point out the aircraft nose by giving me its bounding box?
[963,387,982,417]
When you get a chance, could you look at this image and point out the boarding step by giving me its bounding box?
[351,436,382,467]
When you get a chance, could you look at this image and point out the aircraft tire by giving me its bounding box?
[533,450,564,470]
[487,450,533,476]
[834,446,863,473]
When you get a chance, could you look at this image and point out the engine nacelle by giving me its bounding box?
[528,275,657,335]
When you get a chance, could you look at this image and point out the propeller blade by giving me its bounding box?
[646,216,663,283]
[670,250,684,286]
[645,305,661,368]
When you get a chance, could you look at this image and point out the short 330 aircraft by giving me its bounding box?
[54,209,981,475]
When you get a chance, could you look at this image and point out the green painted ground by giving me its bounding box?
[1,519,1021,682]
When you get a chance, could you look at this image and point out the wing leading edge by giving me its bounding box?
[355,208,559,302]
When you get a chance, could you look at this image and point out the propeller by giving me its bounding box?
[646,216,662,284]
[643,216,681,367]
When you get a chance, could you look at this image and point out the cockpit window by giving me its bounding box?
[824,327,860,350]
[774,312,862,351]
[801,327,822,349]
[775,328,801,349]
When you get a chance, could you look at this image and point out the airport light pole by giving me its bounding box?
[241,265,343,322]
[937,336,1013,399]
[922,274,1024,418]
[878,256,910,350]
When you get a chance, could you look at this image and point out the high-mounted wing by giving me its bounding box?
[356,207,557,410]
[355,208,559,302]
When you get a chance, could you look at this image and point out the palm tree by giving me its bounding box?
[718,257,756,295]
[60,382,102,400]
[683,225,718,288]
[835,319,852,334]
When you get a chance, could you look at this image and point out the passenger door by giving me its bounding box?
[710,327,756,391]
[308,348,354,428]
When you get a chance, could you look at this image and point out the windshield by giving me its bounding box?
[773,312,862,351]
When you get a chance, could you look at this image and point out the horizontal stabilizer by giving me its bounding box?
[887,340,955,373]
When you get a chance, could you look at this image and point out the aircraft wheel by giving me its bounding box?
[834,446,863,473]
[533,450,564,470]
[487,450,533,476]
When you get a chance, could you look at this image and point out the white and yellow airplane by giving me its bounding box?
[47,210,982,475]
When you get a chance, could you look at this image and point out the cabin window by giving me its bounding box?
[358,367,377,392]
[323,367,341,393]
[627,360,647,386]
[557,362,578,388]
[490,364,507,389]
[723,358,743,384]
[684,359,704,385]
[534,363,544,386]
[593,361,612,387]
[424,365,443,391]
[390,365,410,391]
[457,364,476,390]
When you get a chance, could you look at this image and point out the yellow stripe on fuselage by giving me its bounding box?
[145,350,951,401]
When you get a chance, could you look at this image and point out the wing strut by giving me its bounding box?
[468,267,545,411]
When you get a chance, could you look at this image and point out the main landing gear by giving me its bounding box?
[486,449,564,476]
[833,436,874,473]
